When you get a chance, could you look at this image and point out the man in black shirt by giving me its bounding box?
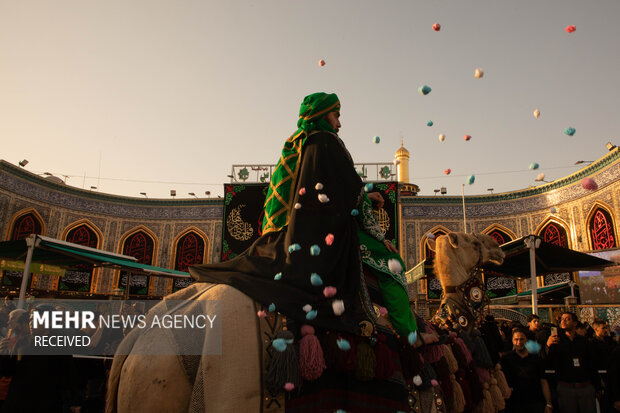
[547,312,598,413]
[501,329,552,413]
[527,314,551,358]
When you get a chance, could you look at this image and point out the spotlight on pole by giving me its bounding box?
[170,190,176,197]
[205,191,211,197]
[18,159,29,167]
[188,192,197,198]
[140,192,148,198]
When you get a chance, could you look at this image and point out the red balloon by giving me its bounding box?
[444,168,451,175]
[565,25,576,33]
[463,134,471,141]
[432,23,441,31]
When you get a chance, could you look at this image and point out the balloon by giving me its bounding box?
[318,59,326,66]
[474,68,484,79]
[565,25,576,33]
[536,173,546,181]
[529,162,540,170]
[438,133,446,142]
[373,135,381,144]
[467,175,475,185]
[432,23,441,31]
[533,109,540,119]
[581,178,598,190]
[463,134,471,141]
[444,168,451,175]
[418,85,432,95]
[564,127,576,136]
[427,120,434,127]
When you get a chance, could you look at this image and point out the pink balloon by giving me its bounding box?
[444,168,451,175]
[463,134,471,141]
[581,178,598,190]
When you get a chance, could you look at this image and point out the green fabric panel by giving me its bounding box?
[374,270,418,336]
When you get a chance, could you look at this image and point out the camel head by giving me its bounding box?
[428,233,485,287]
[474,233,505,266]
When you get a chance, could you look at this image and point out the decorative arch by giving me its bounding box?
[117,226,159,296]
[6,208,46,240]
[170,227,209,293]
[535,217,571,248]
[420,225,450,260]
[585,202,617,250]
[481,224,516,245]
[61,219,103,249]
[59,221,102,292]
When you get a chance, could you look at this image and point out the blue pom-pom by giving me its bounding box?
[418,85,432,95]
[350,209,359,216]
[310,273,323,286]
[306,310,318,320]
[427,120,433,127]
[310,244,321,256]
[408,331,418,346]
[272,338,288,352]
[529,162,540,170]
[467,175,476,185]
[564,127,576,136]
[268,303,276,312]
[336,338,351,351]
[274,272,282,280]
[373,136,380,144]
[525,340,541,354]
[364,183,374,192]
[288,243,301,253]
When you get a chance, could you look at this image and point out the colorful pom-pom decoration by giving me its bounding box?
[350,209,359,216]
[438,134,446,142]
[325,233,334,246]
[310,273,323,286]
[529,162,540,170]
[315,182,324,190]
[336,338,351,351]
[536,173,546,181]
[373,136,381,144]
[364,183,374,192]
[310,244,321,256]
[294,203,302,209]
[268,303,276,312]
[565,25,576,33]
[323,286,337,297]
[274,272,282,281]
[525,340,541,354]
[463,134,471,141]
[332,300,345,316]
[533,109,540,119]
[379,307,388,316]
[564,127,576,136]
[550,207,557,214]
[318,194,330,203]
[273,338,288,352]
[388,258,402,274]
[302,304,313,313]
[257,310,267,318]
[581,178,598,190]
[418,85,432,95]
[413,375,423,386]
[318,59,326,66]
[427,232,436,239]
[408,331,418,345]
[427,120,434,127]
[288,243,301,253]
[444,168,451,175]
[299,187,306,195]
[284,382,295,391]
[467,175,476,185]
[431,379,439,387]
[474,68,484,79]
[432,23,441,31]
[306,310,318,320]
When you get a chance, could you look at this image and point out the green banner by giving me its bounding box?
[0,259,66,276]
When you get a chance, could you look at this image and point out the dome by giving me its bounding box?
[395,138,410,158]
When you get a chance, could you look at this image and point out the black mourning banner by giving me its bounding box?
[118,273,149,296]
[485,276,517,298]
[369,182,399,248]
[2,271,24,287]
[221,184,268,261]
[58,269,92,292]
[427,276,444,300]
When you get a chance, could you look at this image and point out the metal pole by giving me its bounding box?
[461,184,467,233]
[524,235,539,315]
[17,234,40,309]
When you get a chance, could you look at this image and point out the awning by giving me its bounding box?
[517,281,577,297]
[405,259,428,284]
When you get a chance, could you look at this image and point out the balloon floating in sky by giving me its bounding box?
[467,175,475,185]
[474,68,484,79]
[432,23,441,31]
[318,59,326,66]
[438,134,446,142]
[463,134,471,141]
[565,25,576,33]
[581,178,598,190]
[533,109,541,119]
[427,120,434,127]
[444,168,451,175]
[529,162,540,170]
[418,85,432,95]
[373,136,380,144]
[564,127,576,136]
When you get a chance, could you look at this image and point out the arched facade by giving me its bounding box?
[481,224,516,245]
[586,202,617,250]
[118,226,158,296]
[6,208,45,240]
[536,217,571,248]
[169,227,209,293]
[420,225,450,260]
[58,220,103,293]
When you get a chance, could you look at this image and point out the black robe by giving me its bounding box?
[190,132,367,333]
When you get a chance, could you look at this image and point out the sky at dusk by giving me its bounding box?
[1,0,619,198]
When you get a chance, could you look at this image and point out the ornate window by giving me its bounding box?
[60,225,98,292]
[424,230,447,260]
[119,231,154,295]
[488,229,512,246]
[11,213,42,240]
[173,232,205,291]
[540,222,569,248]
[589,208,616,250]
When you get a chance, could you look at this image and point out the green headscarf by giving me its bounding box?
[262,93,341,234]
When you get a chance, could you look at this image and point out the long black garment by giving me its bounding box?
[190,132,367,334]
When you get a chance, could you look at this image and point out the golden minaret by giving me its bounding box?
[395,137,410,183]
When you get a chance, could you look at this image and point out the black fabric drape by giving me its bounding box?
[190,132,366,333]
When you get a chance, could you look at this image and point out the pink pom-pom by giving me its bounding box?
[323,286,337,297]
[565,25,576,33]
[432,23,441,31]
[444,168,451,175]
[463,134,471,141]
[581,178,598,190]
[325,233,334,246]
[284,382,295,391]
[257,310,267,318]
[299,187,306,196]
[431,379,439,387]
[379,307,388,316]
[318,59,326,67]
[301,324,315,336]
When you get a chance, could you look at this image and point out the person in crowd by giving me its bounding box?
[576,321,588,337]
[607,345,620,412]
[0,309,30,410]
[527,314,551,358]
[547,312,599,413]
[501,328,552,413]
[590,318,617,412]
